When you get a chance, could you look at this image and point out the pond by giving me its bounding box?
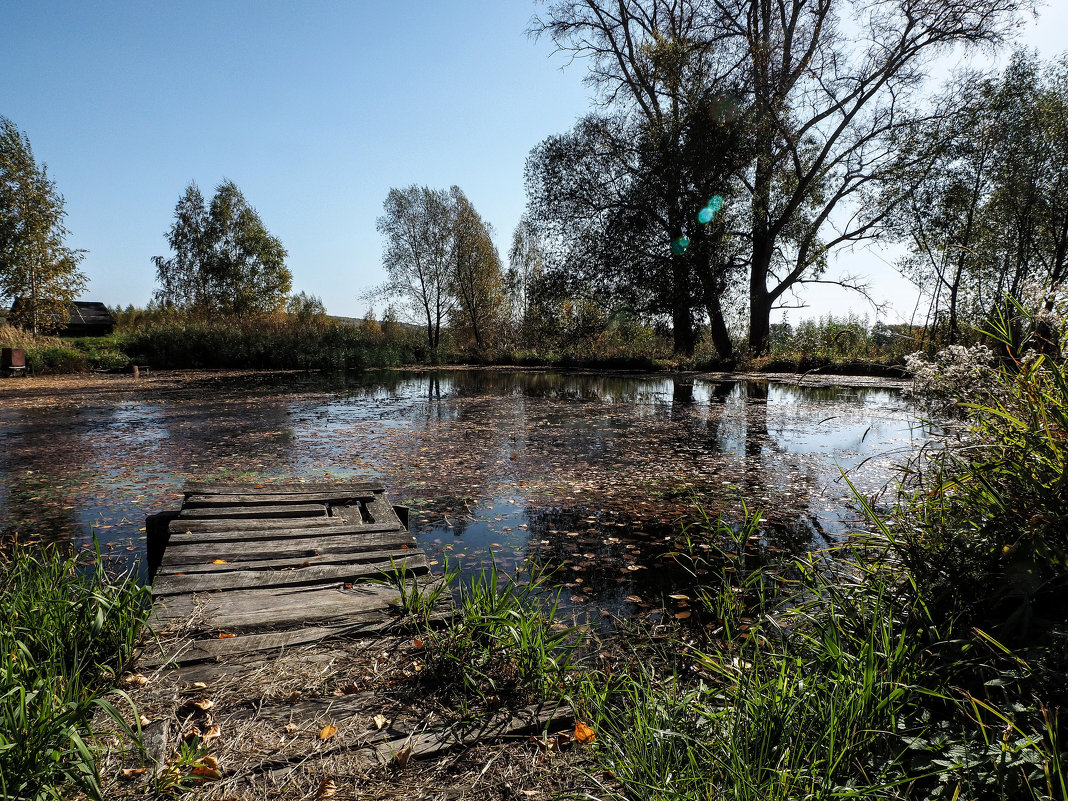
[0,369,928,619]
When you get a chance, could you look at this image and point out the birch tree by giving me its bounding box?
[0,117,86,334]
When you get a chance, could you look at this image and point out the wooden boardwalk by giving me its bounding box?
[129,482,571,794]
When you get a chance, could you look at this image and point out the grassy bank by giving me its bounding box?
[568,315,1067,799]
[5,311,923,375]
[0,544,150,800]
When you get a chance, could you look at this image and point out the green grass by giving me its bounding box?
[0,542,150,800]
[400,559,586,710]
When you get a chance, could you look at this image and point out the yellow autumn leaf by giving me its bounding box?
[319,724,338,740]
[373,714,389,730]
[211,559,227,564]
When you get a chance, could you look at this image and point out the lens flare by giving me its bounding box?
[697,195,725,225]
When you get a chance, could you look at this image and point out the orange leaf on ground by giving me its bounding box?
[189,763,221,780]
[319,724,338,740]
[218,633,236,639]
[211,559,227,564]
[574,722,596,744]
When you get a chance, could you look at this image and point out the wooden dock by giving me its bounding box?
[126,482,571,796]
[147,481,427,664]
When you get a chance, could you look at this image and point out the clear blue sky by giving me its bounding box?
[3,1,1065,324]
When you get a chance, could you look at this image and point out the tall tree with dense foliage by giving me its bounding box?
[450,186,503,350]
[153,180,291,316]
[532,0,1029,354]
[890,52,1068,342]
[525,100,748,357]
[375,185,456,355]
[0,117,86,334]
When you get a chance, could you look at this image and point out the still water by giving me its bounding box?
[0,369,927,616]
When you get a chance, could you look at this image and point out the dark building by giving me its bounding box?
[7,299,115,337]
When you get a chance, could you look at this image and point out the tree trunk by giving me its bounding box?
[706,291,734,360]
[748,239,774,355]
[671,254,695,356]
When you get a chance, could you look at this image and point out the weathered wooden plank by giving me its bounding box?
[177,504,327,520]
[166,521,395,545]
[183,481,384,496]
[370,704,573,765]
[152,554,429,596]
[168,516,346,534]
[363,493,397,524]
[151,582,406,631]
[159,531,419,566]
[140,618,391,667]
[154,546,420,577]
[184,492,376,508]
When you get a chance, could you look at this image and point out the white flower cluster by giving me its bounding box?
[904,343,996,409]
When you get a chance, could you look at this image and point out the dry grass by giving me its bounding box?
[0,323,64,348]
[97,628,595,801]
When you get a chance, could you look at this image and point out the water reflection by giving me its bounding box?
[0,369,928,606]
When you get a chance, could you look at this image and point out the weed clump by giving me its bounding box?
[0,543,150,800]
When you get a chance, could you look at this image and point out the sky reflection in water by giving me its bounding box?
[0,370,929,617]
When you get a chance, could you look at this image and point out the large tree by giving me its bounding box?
[375,185,456,354]
[450,186,504,350]
[0,117,86,334]
[526,96,748,357]
[889,52,1068,342]
[533,0,1028,353]
[153,180,291,316]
